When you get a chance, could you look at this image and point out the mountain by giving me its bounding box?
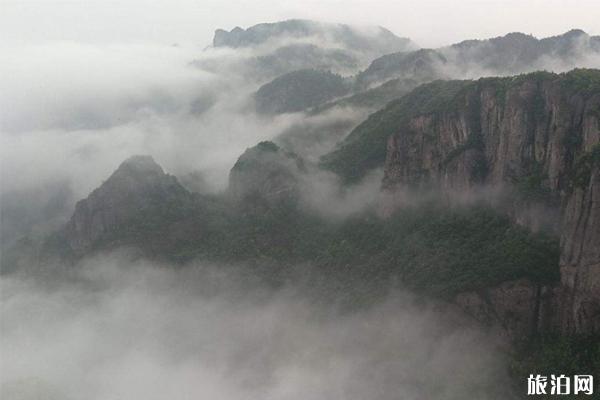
[62,156,200,257]
[228,141,305,207]
[258,30,599,154]
[7,68,598,341]
[323,69,600,334]
[194,42,363,81]
[213,19,414,55]
[312,78,422,114]
[321,79,471,183]
[196,20,416,82]
[355,49,448,88]
[381,70,600,334]
[254,69,350,114]
[356,30,600,88]
[34,153,558,320]
[322,69,600,185]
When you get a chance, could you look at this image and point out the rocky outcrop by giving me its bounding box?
[380,69,600,334]
[63,155,192,255]
[228,141,305,208]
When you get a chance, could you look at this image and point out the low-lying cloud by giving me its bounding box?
[1,253,516,400]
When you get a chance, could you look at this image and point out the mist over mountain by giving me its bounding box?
[195,19,416,83]
[2,13,600,400]
[255,69,351,114]
[248,29,600,163]
[212,19,414,54]
[357,29,600,88]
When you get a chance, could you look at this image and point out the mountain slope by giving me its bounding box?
[57,156,231,260]
[320,79,471,183]
[7,70,598,339]
[356,29,600,89]
[254,69,350,114]
[377,69,600,334]
[198,19,416,81]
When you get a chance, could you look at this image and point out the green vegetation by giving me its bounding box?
[571,143,600,189]
[320,80,471,184]
[321,69,600,186]
[231,141,280,171]
[312,204,559,297]
[85,199,560,301]
[513,162,557,205]
[560,68,600,96]
[310,77,420,114]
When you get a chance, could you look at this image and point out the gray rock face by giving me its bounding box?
[64,155,191,255]
[559,158,600,333]
[381,70,600,334]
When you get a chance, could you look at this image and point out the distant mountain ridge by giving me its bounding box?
[251,28,600,119]
[194,19,416,83]
[254,69,351,114]
[212,19,415,54]
[357,29,600,88]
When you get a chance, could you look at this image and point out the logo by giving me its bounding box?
[527,374,594,396]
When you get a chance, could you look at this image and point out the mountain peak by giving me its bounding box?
[228,141,304,207]
[114,155,164,178]
[120,154,160,168]
[63,155,190,255]
[562,28,587,37]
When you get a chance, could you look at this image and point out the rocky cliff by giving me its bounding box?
[559,146,600,334]
[379,69,600,334]
[63,155,194,256]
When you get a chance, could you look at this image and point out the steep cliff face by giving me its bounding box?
[380,70,600,333]
[63,155,193,255]
[559,147,600,333]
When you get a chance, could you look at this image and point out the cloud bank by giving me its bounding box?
[1,253,516,400]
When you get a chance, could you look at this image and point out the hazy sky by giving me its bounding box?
[1,0,599,48]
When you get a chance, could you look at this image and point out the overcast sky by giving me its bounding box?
[1,0,599,48]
